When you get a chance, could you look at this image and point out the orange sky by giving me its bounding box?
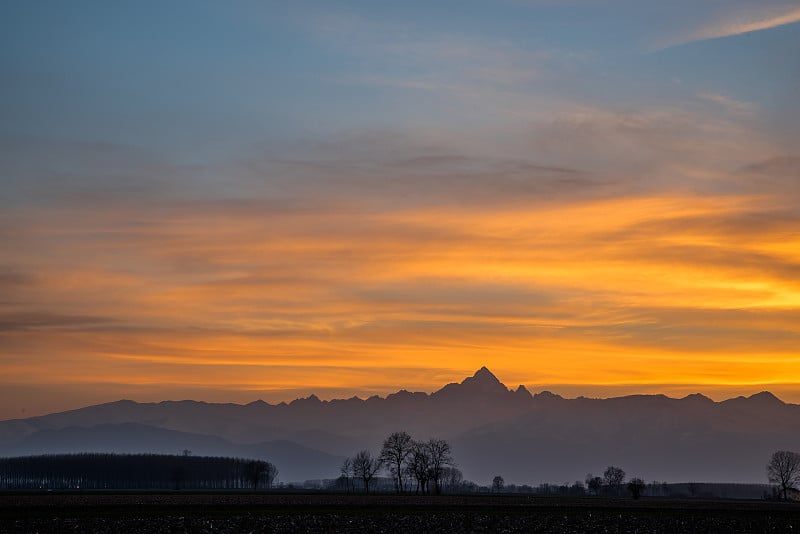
[3,188,800,419]
[2,2,800,421]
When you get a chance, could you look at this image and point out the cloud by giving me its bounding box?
[0,267,34,291]
[740,156,800,179]
[697,92,756,115]
[0,312,115,331]
[661,5,800,48]
[1,39,797,405]
[300,9,543,110]
[3,184,799,390]
[697,6,800,39]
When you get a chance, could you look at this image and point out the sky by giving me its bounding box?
[1,1,799,420]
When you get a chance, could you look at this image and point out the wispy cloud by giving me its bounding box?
[660,5,800,48]
[697,92,756,115]
[298,6,557,111]
[3,179,800,399]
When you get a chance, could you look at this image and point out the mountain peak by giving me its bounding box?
[459,367,508,393]
[721,390,785,408]
[465,366,500,383]
[463,367,502,384]
[748,391,783,405]
[681,393,713,404]
[512,384,533,400]
[289,394,321,407]
[433,367,509,398]
[534,390,563,401]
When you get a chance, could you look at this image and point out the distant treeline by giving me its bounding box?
[0,453,278,490]
[297,478,773,500]
[475,481,775,500]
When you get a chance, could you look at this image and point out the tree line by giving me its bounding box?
[3,447,795,499]
[334,435,800,501]
[338,431,464,494]
[0,453,278,490]
[488,449,800,501]
[333,432,654,498]
[583,466,646,499]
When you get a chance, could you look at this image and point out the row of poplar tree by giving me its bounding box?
[0,453,278,490]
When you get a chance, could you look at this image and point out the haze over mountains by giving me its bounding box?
[1,368,797,485]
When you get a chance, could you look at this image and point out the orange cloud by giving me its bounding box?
[2,185,800,420]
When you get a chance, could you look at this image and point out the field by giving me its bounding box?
[1,492,799,533]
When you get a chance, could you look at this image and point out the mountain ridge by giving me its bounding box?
[3,367,788,425]
[1,368,797,485]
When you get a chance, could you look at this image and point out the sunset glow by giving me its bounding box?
[1,1,799,419]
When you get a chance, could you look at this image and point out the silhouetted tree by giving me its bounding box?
[247,460,277,489]
[172,463,186,490]
[492,475,505,492]
[426,438,453,495]
[627,477,646,499]
[441,467,463,493]
[603,466,626,495]
[767,450,800,501]
[586,474,603,496]
[380,431,413,493]
[340,457,354,493]
[247,460,266,489]
[0,453,276,490]
[266,463,278,488]
[407,441,431,494]
[352,450,381,493]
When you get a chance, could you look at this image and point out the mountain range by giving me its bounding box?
[1,367,797,485]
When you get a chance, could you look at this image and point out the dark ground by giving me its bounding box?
[1,492,799,533]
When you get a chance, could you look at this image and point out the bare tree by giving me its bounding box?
[767,450,800,501]
[627,477,646,500]
[426,438,454,495]
[492,475,505,493]
[441,467,463,493]
[352,450,382,493]
[380,431,413,493]
[407,441,431,494]
[340,457,353,493]
[603,466,626,495]
[585,474,603,496]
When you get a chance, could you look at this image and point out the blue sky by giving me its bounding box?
[2,0,797,162]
